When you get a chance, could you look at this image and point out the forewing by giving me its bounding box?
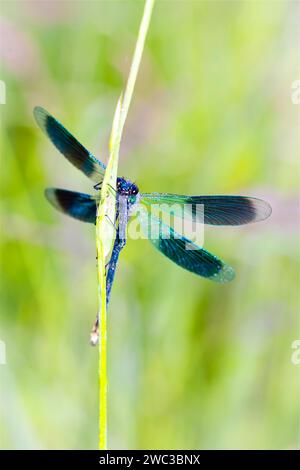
[34,107,106,182]
[141,193,271,226]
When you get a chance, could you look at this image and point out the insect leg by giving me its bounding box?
[93,182,102,190]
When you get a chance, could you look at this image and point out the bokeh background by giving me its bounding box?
[1,0,299,450]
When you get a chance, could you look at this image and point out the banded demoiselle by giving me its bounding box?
[34,107,272,339]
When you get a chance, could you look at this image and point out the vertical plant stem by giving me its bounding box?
[96,214,108,450]
[96,0,155,451]
[96,94,122,451]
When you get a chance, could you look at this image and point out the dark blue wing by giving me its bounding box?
[34,107,105,182]
[45,188,97,223]
[155,235,235,282]
[139,209,235,283]
[141,194,272,226]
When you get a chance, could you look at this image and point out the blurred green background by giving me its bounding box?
[0,0,299,450]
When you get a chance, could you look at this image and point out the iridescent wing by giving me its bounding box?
[138,207,235,283]
[34,107,106,182]
[141,193,272,226]
[45,190,234,282]
[45,188,97,223]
